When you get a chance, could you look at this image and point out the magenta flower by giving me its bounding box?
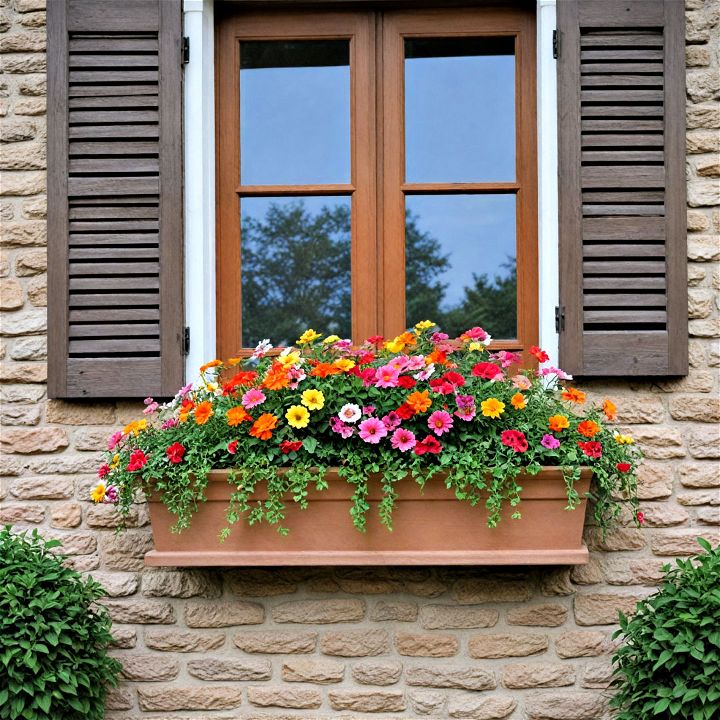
[388,355,409,371]
[161,417,179,430]
[463,326,489,341]
[375,364,400,388]
[455,406,476,421]
[391,427,416,452]
[359,367,377,387]
[492,350,522,368]
[241,388,266,409]
[103,485,119,504]
[143,402,159,414]
[358,417,388,444]
[428,410,454,436]
[107,430,123,451]
[431,332,449,342]
[456,394,475,409]
[541,434,560,450]
[330,416,354,438]
[362,405,376,415]
[382,412,402,431]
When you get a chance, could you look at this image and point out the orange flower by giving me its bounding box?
[227,356,243,366]
[262,363,291,390]
[511,392,527,410]
[194,401,213,425]
[548,414,570,432]
[226,406,252,426]
[406,390,432,414]
[577,420,601,438]
[249,413,279,440]
[426,348,447,366]
[333,358,356,372]
[561,387,586,404]
[602,399,617,421]
[310,363,342,379]
[230,370,258,388]
[179,399,194,423]
[199,359,222,373]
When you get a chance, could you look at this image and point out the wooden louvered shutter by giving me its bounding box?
[557,0,687,376]
[48,0,184,398]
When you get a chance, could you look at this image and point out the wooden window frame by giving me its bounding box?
[215,4,537,361]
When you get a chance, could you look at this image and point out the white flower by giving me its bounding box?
[252,339,273,358]
[339,403,362,424]
[414,364,435,381]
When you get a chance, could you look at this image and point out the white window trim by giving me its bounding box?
[182,0,559,379]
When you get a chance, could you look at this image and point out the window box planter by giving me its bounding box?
[144,466,592,567]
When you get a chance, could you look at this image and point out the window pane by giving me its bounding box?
[404,37,515,182]
[240,40,350,185]
[405,194,516,339]
[241,197,351,347]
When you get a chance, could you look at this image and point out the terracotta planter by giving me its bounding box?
[144,467,591,567]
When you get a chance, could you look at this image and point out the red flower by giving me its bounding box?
[471,362,503,380]
[429,378,454,395]
[442,371,466,388]
[529,345,549,363]
[166,442,185,464]
[358,352,376,365]
[126,449,149,472]
[636,511,645,525]
[414,435,442,455]
[280,440,302,454]
[396,403,415,420]
[501,429,528,453]
[367,335,384,346]
[97,463,110,479]
[397,375,416,389]
[227,440,238,454]
[578,440,602,459]
[616,462,631,473]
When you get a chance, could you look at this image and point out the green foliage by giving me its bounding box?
[0,527,121,720]
[610,538,720,720]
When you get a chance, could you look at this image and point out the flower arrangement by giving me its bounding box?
[92,322,641,538]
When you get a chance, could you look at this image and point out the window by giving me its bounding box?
[216,6,537,360]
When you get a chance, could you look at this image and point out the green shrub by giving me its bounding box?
[610,537,720,719]
[0,526,121,720]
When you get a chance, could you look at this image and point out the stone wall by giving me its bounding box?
[1,0,719,718]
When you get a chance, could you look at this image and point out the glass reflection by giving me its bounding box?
[241,197,351,347]
[405,37,515,182]
[240,40,350,185]
[405,194,517,339]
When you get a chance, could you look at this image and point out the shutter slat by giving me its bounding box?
[48,0,183,398]
[558,0,687,376]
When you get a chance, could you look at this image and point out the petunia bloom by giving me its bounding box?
[578,440,602,459]
[126,449,149,472]
[616,462,631,473]
[280,440,303,454]
[285,405,310,429]
[501,429,528,453]
[249,413,279,440]
[301,389,325,410]
[227,440,238,454]
[414,435,442,455]
[541,434,560,450]
[548,414,570,432]
[472,362,503,381]
[339,403,362,423]
[166,442,185,464]
[577,420,601,438]
[428,410,454,436]
[107,430,123,451]
[375,365,400,388]
[391,427,416,452]
[97,464,110,479]
[382,412,402,431]
[358,417,388,444]
[330,416,354,438]
[480,398,505,419]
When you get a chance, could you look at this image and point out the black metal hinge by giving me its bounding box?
[182,36,190,64]
[553,30,559,59]
[183,326,191,355]
[555,306,565,333]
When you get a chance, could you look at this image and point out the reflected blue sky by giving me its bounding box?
[406,194,516,308]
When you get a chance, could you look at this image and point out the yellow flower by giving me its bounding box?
[228,356,243,366]
[301,388,325,411]
[480,398,505,419]
[334,358,356,372]
[205,382,218,392]
[415,320,435,330]
[614,432,635,445]
[385,339,405,353]
[298,329,322,345]
[468,341,484,352]
[123,419,147,437]
[277,351,301,367]
[91,482,106,503]
[109,453,120,470]
[285,404,310,429]
[323,335,341,344]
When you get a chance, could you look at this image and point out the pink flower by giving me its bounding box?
[541,434,560,450]
[375,364,400,388]
[501,430,528,453]
[161,417,178,429]
[103,485,119,504]
[391,427,416,452]
[382,412,402,431]
[358,417,388,444]
[107,431,123,451]
[227,440,238,454]
[359,367,377,387]
[126,449,149,472]
[388,356,409,371]
[241,388,266,409]
[331,416,354,438]
[492,350,522,368]
[636,511,645,525]
[334,339,352,349]
[405,355,426,371]
[511,375,533,390]
[456,394,475,409]
[97,464,110,479]
[463,326,489,341]
[431,332,449,342]
[177,382,193,397]
[539,366,573,380]
[143,402,159,414]
[414,364,435,381]
[362,406,376,416]
[454,405,476,421]
[428,410,454,436]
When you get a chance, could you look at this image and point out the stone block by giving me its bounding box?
[0,403,40,425]
[406,665,496,691]
[234,630,317,654]
[225,568,298,596]
[419,604,499,629]
[395,631,458,657]
[9,337,46,360]
[328,690,405,713]
[188,657,272,681]
[524,691,606,719]
[45,399,115,425]
[468,633,548,659]
[0,503,43,523]
[119,654,179,682]
[320,629,390,657]
[110,626,136,649]
[689,426,720,458]
[282,658,344,684]
[101,530,154,571]
[103,599,175,624]
[0,278,23,308]
[185,600,265,627]
[247,686,321,709]
[273,598,365,624]
[1,426,65,455]
[145,630,225,652]
[370,600,418,622]
[502,663,575,689]
[10,475,73,499]
[138,686,242,711]
[453,577,532,604]
[507,604,568,627]
[448,695,516,719]
[679,463,720,487]
[574,593,647,626]
[555,631,607,659]
[0,362,46,384]
[636,462,673,499]
[410,690,446,715]
[141,569,222,598]
[90,571,138,598]
[651,529,718,556]
[352,660,403,686]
